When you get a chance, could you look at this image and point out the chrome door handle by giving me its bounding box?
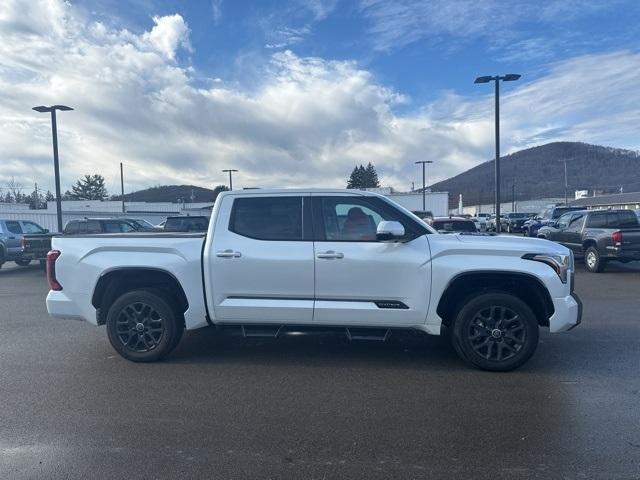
[216,249,242,258]
[317,251,344,259]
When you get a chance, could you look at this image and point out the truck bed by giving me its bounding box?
[48,232,209,330]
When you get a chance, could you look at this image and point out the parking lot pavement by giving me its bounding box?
[1,263,639,479]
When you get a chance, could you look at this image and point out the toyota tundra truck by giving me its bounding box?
[46,189,581,371]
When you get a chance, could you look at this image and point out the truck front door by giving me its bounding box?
[312,195,432,326]
[208,194,315,323]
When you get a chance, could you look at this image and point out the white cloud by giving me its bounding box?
[142,14,192,60]
[359,0,620,54]
[0,0,639,197]
[211,0,223,23]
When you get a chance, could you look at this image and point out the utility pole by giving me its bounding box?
[34,182,39,209]
[222,169,238,191]
[415,161,433,211]
[120,162,125,213]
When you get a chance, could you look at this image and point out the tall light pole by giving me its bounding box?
[474,74,520,233]
[120,162,126,213]
[562,159,568,205]
[222,169,238,191]
[33,105,73,233]
[415,160,433,211]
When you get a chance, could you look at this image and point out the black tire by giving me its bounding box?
[451,292,539,371]
[15,259,31,267]
[106,289,184,362]
[507,224,512,233]
[584,246,604,273]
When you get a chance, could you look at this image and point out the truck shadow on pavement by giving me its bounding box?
[166,328,479,373]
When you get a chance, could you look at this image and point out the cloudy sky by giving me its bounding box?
[1,0,639,196]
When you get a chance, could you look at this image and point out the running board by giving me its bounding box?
[346,327,391,341]
[223,324,393,342]
[241,325,283,338]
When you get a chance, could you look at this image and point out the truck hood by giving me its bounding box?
[428,232,569,257]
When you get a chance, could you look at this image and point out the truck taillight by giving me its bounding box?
[21,238,27,248]
[612,230,623,245]
[46,250,62,291]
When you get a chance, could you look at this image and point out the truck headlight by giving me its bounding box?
[522,251,573,283]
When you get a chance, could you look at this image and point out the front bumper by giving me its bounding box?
[549,292,582,332]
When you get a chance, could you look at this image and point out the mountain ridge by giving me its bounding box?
[429,142,640,207]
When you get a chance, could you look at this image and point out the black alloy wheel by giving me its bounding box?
[106,289,184,362]
[451,292,539,371]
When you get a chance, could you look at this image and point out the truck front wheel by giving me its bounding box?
[106,289,184,362]
[451,292,539,371]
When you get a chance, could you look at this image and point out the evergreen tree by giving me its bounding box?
[347,165,366,189]
[68,174,109,200]
[364,162,380,188]
[347,163,380,189]
[45,190,55,202]
[28,189,45,209]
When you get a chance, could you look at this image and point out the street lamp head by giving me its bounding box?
[502,74,521,82]
[474,76,493,84]
[33,105,74,113]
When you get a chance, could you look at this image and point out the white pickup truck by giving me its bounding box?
[46,189,581,371]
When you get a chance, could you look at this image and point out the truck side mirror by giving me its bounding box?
[376,221,405,241]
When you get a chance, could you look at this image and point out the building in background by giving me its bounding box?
[366,187,449,216]
[570,192,640,210]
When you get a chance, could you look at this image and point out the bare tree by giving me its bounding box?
[6,177,24,201]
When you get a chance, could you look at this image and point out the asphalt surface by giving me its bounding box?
[1,260,639,479]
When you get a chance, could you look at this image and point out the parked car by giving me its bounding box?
[0,219,51,269]
[537,209,640,272]
[503,212,531,233]
[525,206,584,237]
[471,213,490,231]
[64,218,143,235]
[430,216,478,234]
[486,214,504,232]
[46,189,581,371]
[163,215,209,232]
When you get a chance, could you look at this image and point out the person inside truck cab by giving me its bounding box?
[342,207,376,241]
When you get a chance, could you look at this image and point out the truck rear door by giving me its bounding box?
[207,194,315,323]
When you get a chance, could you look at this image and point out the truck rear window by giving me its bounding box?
[229,197,303,241]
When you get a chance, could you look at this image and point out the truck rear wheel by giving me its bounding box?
[584,246,604,273]
[15,259,31,266]
[451,292,539,371]
[106,289,184,362]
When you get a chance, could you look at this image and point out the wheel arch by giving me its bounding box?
[92,267,189,325]
[437,271,554,328]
